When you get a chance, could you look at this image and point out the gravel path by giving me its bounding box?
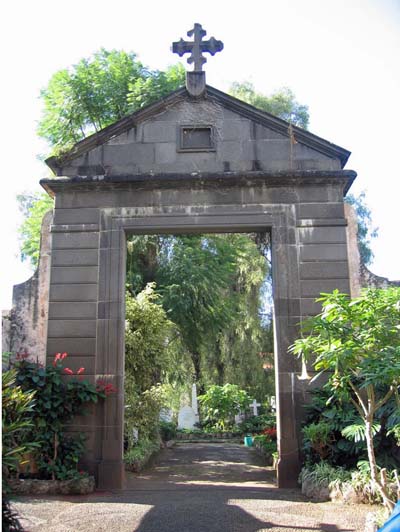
[12,442,374,531]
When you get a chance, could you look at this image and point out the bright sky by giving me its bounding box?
[1,0,399,310]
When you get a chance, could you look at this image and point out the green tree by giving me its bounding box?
[290,288,400,511]
[17,191,53,268]
[38,49,186,155]
[229,82,309,129]
[345,191,378,265]
[198,384,251,430]
[124,284,192,445]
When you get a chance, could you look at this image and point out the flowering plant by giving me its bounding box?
[13,352,105,480]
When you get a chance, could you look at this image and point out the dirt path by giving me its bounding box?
[12,442,374,531]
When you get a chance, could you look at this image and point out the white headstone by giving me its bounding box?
[159,408,173,422]
[132,427,139,443]
[234,411,245,425]
[250,399,261,417]
[270,396,276,411]
[178,405,197,429]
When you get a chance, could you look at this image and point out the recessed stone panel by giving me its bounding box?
[50,284,98,302]
[300,244,348,262]
[48,319,97,338]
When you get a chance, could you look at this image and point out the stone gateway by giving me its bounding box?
[10,25,358,490]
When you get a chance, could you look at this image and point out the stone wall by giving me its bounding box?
[2,210,52,364]
[345,203,400,293]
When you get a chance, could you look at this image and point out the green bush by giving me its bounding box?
[198,384,251,431]
[124,438,160,470]
[13,352,105,481]
[239,413,275,434]
[159,421,177,441]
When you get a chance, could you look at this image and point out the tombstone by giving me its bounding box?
[270,396,276,412]
[178,405,197,430]
[159,408,173,423]
[234,411,245,425]
[250,399,261,417]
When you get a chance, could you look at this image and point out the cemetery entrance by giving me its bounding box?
[39,25,355,490]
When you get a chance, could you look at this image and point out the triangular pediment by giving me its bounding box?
[46,85,350,177]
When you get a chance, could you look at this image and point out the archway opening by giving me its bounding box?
[122,231,276,476]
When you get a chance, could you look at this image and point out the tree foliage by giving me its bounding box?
[345,191,378,265]
[37,49,185,155]
[198,384,251,430]
[126,234,273,398]
[124,284,192,446]
[290,288,400,511]
[229,82,309,129]
[17,191,53,268]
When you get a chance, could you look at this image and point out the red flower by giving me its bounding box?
[61,352,68,360]
[77,367,85,374]
[63,367,74,375]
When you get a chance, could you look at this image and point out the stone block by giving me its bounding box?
[155,143,177,164]
[299,261,349,280]
[298,226,347,244]
[300,279,350,298]
[300,298,323,315]
[300,244,348,262]
[254,123,286,140]
[143,121,176,143]
[53,208,100,225]
[47,319,97,338]
[49,302,97,320]
[221,119,251,141]
[47,337,96,356]
[52,232,99,249]
[50,284,98,302]
[51,250,98,267]
[51,266,99,284]
[297,203,344,219]
[103,143,155,166]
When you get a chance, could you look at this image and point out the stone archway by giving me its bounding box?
[42,167,354,489]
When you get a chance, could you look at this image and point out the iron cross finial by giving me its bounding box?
[172,23,223,72]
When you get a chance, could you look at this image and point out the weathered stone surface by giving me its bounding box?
[9,476,95,495]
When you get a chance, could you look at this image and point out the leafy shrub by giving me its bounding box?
[299,462,351,487]
[124,438,160,470]
[253,434,277,456]
[159,421,177,442]
[13,352,105,481]
[238,413,276,434]
[302,422,333,461]
[198,384,251,430]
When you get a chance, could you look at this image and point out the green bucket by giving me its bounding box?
[244,436,253,447]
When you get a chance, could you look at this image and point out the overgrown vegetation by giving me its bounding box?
[4,353,106,482]
[291,288,400,511]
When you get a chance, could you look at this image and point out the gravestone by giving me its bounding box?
[250,399,261,416]
[159,408,173,423]
[178,405,197,430]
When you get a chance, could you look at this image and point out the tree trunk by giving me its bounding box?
[365,414,395,512]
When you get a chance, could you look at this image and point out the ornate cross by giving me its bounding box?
[172,23,223,72]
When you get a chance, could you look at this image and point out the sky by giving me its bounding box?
[1,0,399,310]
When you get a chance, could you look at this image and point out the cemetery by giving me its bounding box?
[2,20,400,532]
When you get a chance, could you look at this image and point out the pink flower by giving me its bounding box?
[63,367,74,375]
[77,367,85,375]
[61,352,68,360]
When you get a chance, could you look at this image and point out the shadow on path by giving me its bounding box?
[13,443,370,532]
